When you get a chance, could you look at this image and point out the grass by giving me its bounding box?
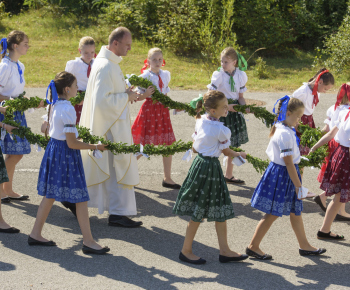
[0,9,347,92]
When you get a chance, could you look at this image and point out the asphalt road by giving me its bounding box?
[1,88,350,289]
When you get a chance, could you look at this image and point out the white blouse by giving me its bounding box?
[207,68,248,100]
[0,57,25,98]
[138,69,171,95]
[47,100,78,140]
[292,83,320,116]
[324,105,335,125]
[65,57,94,91]
[192,114,231,157]
[330,104,350,131]
[335,112,350,147]
[266,123,301,166]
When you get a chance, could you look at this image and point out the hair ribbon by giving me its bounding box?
[312,69,329,108]
[190,94,203,109]
[0,38,7,55]
[46,80,59,105]
[273,95,290,124]
[334,83,350,110]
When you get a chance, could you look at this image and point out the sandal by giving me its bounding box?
[224,177,245,184]
[317,231,345,240]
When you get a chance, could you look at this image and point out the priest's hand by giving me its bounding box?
[126,86,139,103]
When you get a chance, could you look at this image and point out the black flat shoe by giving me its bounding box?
[61,201,77,217]
[334,214,350,222]
[162,181,181,189]
[317,231,344,240]
[313,195,326,212]
[1,197,11,204]
[224,177,245,184]
[179,252,206,265]
[219,254,249,263]
[8,195,29,201]
[0,227,20,234]
[299,248,326,256]
[82,245,110,255]
[108,215,143,228]
[246,247,272,260]
[28,236,57,246]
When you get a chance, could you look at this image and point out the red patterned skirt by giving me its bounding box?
[317,138,339,183]
[297,114,315,156]
[320,145,350,203]
[132,98,176,145]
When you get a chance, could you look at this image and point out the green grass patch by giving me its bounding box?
[0,9,347,92]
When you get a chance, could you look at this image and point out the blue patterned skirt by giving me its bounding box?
[0,111,31,155]
[251,162,303,217]
[37,138,89,203]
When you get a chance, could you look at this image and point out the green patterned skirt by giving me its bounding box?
[0,147,9,184]
[220,100,249,147]
[173,154,235,222]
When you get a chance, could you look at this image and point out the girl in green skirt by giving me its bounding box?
[207,47,250,184]
[173,91,248,264]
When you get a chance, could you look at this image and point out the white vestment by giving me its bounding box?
[80,45,140,215]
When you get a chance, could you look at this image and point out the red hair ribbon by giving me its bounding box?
[334,83,350,110]
[141,59,166,74]
[312,69,329,108]
[162,59,166,66]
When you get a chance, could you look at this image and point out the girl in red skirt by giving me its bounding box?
[132,48,180,189]
[310,106,350,240]
[314,84,350,220]
[292,68,334,198]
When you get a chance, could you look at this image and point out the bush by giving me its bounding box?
[2,0,25,14]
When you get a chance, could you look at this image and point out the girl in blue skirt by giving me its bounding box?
[29,72,109,255]
[246,96,326,260]
[173,91,248,264]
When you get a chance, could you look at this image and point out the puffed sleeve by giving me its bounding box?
[277,131,294,158]
[192,119,200,140]
[207,71,222,90]
[65,60,74,74]
[61,105,78,135]
[218,125,231,150]
[0,62,11,94]
[238,70,248,93]
[162,70,171,94]
[343,114,350,135]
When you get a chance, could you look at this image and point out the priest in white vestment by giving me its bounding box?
[79,27,144,227]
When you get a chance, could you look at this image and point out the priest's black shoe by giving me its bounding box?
[82,245,110,255]
[108,215,143,228]
[61,201,77,217]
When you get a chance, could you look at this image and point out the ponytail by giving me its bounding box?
[269,101,283,138]
[196,100,203,119]
[309,67,334,86]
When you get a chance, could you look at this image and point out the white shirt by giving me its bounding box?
[207,68,247,100]
[137,69,171,95]
[266,123,301,166]
[335,111,350,147]
[65,57,94,91]
[324,105,335,125]
[292,83,320,116]
[330,104,350,131]
[192,114,231,157]
[48,100,78,140]
[0,57,25,98]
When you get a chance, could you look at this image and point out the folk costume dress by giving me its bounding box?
[173,115,235,222]
[0,56,31,154]
[132,69,176,145]
[251,123,303,216]
[207,67,248,147]
[37,100,89,203]
[292,83,319,155]
[320,110,350,203]
[65,57,94,124]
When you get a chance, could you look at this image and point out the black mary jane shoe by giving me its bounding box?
[28,236,57,246]
[246,247,272,260]
[162,181,181,190]
[82,245,110,255]
[313,195,327,212]
[219,254,249,263]
[224,177,245,185]
[179,252,206,265]
[1,197,11,204]
[61,201,77,217]
[334,214,350,222]
[8,195,29,201]
[108,215,143,228]
[299,248,326,256]
[0,227,20,234]
[317,231,345,240]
